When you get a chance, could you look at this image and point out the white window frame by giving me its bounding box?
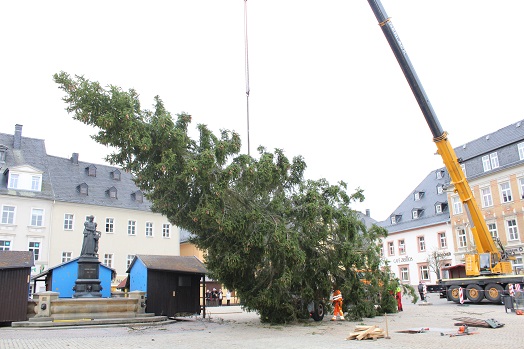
[0,240,12,251]
[28,241,41,261]
[400,266,409,282]
[388,241,395,256]
[436,204,442,214]
[458,228,467,248]
[519,177,524,200]
[419,265,430,280]
[519,142,524,160]
[105,217,114,233]
[103,253,114,268]
[62,252,72,263]
[482,155,491,172]
[64,214,74,230]
[398,239,406,255]
[145,222,153,237]
[412,210,418,219]
[126,254,135,269]
[506,219,520,241]
[1,205,15,224]
[452,196,463,215]
[127,220,136,236]
[162,223,170,238]
[438,232,447,248]
[500,182,513,203]
[480,187,493,208]
[460,163,467,177]
[490,152,500,169]
[418,236,426,252]
[487,222,498,239]
[30,208,44,227]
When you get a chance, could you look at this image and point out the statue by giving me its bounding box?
[80,215,101,256]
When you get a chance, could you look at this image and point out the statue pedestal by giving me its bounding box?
[73,256,102,298]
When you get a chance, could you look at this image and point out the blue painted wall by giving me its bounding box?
[129,258,148,295]
[51,260,113,298]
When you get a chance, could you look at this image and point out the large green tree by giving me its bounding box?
[54,72,391,323]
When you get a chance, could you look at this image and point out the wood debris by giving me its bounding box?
[453,317,504,328]
[346,325,386,340]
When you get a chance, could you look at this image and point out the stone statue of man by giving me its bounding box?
[80,215,100,256]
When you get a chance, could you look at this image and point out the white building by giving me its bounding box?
[0,125,180,294]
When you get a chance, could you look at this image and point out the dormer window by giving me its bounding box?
[86,164,97,177]
[435,202,447,214]
[78,183,89,196]
[412,208,423,219]
[414,191,424,201]
[391,214,402,224]
[7,173,19,189]
[111,169,121,181]
[107,186,118,199]
[436,170,445,179]
[437,185,444,194]
[132,191,143,203]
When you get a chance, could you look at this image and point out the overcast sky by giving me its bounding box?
[2,1,523,221]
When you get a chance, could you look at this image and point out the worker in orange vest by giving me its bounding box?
[331,289,344,321]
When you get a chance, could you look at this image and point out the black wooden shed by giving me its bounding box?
[127,255,208,317]
[0,251,34,323]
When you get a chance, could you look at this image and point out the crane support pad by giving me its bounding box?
[453,317,504,328]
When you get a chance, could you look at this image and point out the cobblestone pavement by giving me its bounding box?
[1,296,522,349]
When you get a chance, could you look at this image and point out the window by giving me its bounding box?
[64,214,74,230]
[388,241,395,256]
[399,266,409,282]
[418,236,426,252]
[106,218,114,233]
[419,265,430,280]
[488,223,498,239]
[29,242,40,261]
[0,240,11,251]
[460,163,467,177]
[414,192,424,201]
[145,222,153,237]
[452,196,463,215]
[490,153,500,169]
[457,228,467,248]
[519,177,524,199]
[86,165,97,177]
[103,253,114,268]
[8,173,19,189]
[412,210,419,219]
[133,191,143,203]
[162,223,170,238]
[107,187,117,199]
[127,254,135,269]
[112,169,121,181]
[30,208,44,226]
[391,215,396,224]
[506,219,520,241]
[437,185,443,194]
[438,232,447,248]
[127,220,136,236]
[62,252,72,263]
[1,205,15,224]
[0,146,6,162]
[436,204,442,214]
[398,239,406,254]
[78,183,88,195]
[436,170,444,179]
[519,142,524,160]
[480,187,493,207]
[482,155,491,171]
[500,182,513,203]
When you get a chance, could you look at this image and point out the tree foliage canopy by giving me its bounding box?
[54,72,391,323]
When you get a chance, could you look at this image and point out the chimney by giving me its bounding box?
[71,153,79,164]
[14,124,23,149]
[365,209,370,217]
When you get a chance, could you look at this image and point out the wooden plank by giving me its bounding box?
[356,325,377,340]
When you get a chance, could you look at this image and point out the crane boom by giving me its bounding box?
[366,0,512,276]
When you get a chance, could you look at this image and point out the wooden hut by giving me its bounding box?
[0,251,34,323]
[127,255,207,317]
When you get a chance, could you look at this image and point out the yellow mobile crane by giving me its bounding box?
[366,0,523,303]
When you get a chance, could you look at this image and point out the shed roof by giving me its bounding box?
[130,255,208,275]
[0,251,34,269]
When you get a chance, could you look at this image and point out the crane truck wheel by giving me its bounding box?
[311,301,325,321]
[466,284,484,303]
[448,285,461,303]
[484,283,504,303]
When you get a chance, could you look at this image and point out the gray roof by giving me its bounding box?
[455,120,524,161]
[47,155,153,211]
[0,251,34,269]
[130,255,207,275]
[0,125,154,211]
[378,168,451,233]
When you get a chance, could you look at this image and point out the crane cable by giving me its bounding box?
[244,0,251,156]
